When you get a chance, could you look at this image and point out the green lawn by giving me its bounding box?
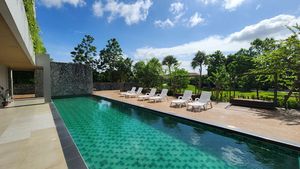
[162,84,298,108]
[182,84,299,108]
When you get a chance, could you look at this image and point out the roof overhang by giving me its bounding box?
[0,0,35,69]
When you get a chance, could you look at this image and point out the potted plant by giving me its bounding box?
[0,86,9,107]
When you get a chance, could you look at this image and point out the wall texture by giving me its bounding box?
[0,65,8,90]
[51,62,93,97]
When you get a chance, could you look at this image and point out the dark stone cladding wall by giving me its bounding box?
[50,62,93,97]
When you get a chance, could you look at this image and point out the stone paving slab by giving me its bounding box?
[0,101,68,169]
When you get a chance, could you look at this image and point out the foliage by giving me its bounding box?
[162,55,179,92]
[98,38,133,82]
[253,27,300,107]
[170,68,190,93]
[23,0,46,54]
[162,55,178,75]
[133,58,163,88]
[207,50,226,76]
[249,38,278,55]
[71,35,98,69]
[226,49,255,91]
[208,65,229,100]
[71,37,132,82]
[191,51,207,91]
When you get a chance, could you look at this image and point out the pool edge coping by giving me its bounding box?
[49,101,89,169]
[93,94,300,151]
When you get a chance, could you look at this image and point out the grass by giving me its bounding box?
[182,84,299,108]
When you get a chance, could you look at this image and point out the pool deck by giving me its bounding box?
[0,98,68,169]
[94,90,300,147]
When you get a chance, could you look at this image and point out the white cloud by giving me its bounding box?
[197,0,218,5]
[228,14,300,42]
[169,2,184,15]
[154,2,185,29]
[223,0,246,11]
[197,0,246,11]
[187,12,204,27]
[40,0,86,8]
[92,0,153,25]
[135,36,248,61]
[135,14,300,72]
[92,1,104,17]
[255,4,261,10]
[154,19,175,29]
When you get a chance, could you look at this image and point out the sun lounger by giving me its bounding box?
[120,87,136,96]
[125,87,143,98]
[138,88,156,101]
[170,90,193,108]
[149,89,168,103]
[187,91,212,112]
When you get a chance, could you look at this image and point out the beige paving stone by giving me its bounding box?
[0,100,67,169]
[94,90,300,146]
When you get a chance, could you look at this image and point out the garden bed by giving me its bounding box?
[230,98,275,109]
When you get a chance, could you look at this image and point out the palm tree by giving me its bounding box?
[162,55,178,75]
[191,51,207,91]
[162,55,178,91]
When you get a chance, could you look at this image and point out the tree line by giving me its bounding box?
[71,25,300,108]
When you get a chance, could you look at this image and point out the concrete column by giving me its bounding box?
[35,54,51,102]
[34,68,43,97]
[8,68,13,96]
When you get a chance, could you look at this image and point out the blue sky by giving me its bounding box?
[36,0,300,72]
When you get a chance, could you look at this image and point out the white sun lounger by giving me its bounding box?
[120,87,136,96]
[125,87,143,98]
[187,91,212,112]
[170,90,193,108]
[149,89,168,103]
[138,88,156,101]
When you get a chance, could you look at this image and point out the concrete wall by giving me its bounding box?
[0,65,8,90]
[35,54,51,102]
[51,62,93,97]
[34,68,43,97]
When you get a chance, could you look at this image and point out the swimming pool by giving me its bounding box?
[53,96,300,169]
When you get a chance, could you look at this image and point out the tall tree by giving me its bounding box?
[133,58,163,88]
[250,38,278,55]
[226,49,255,96]
[207,50,226,76]
[170,68,190,93]
[99,38,123,72]
[253,26,300,108]
[98,38,132,82]
[71,35,97,69]
[208,65,229,101]
[162,55,178,75]
[162,55,178,90]
[191,51,207,91]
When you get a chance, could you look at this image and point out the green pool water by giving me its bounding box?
[53,96,300,169]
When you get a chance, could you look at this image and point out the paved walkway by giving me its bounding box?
[94,90,300,147]
[0,98,67,169]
